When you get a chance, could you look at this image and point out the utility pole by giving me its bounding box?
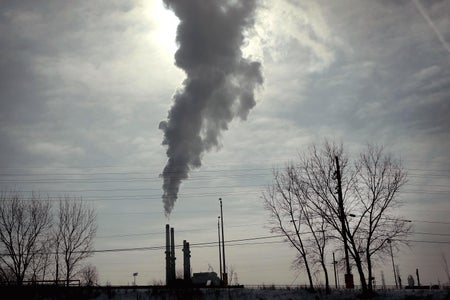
[335,156,354,289]
[388,239,398,288]
[218,216,222,281]
[416,268,421,287]
[219,198,227,286]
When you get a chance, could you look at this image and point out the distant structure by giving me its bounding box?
[164,224,226,287]
[165,224,176,285]
[183,240,191,282]
[407,275,415,288]
[191,272,221,287]
[165,224,193,287]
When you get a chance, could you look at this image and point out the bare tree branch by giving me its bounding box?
[55,196,97,286]
[0,192,52,285]
[262,141,411,293]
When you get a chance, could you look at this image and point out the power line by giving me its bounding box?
[97,222,266,238]
[0,235,286,256]
[66,236,450,254]
[1,188,448,200]
[96,228,450,240]
[2,184,265,194]
[0,165,449,178]
[400,240,450,244]
[411,219,450,225]
[0,172,271,182]
[413,231,450,236]
[1,230,449,256]
[96,206,450,216]
[0,173,448,183]
[0,191,262,201]
[0,167,273,177]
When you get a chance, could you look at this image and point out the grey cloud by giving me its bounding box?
[0,0,165,170]
[264,0,450,143]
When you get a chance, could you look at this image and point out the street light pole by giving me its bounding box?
[388,239,398,288]
[218,216,222,281]
[219,198,227,286]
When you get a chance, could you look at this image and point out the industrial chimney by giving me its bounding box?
[183,240,191,282]
[171,227,176,281]
[165,224,176,285]
[165,224,171,285]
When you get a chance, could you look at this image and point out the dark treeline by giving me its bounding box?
[0,192,97,286]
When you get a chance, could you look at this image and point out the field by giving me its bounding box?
[1,286,449,300]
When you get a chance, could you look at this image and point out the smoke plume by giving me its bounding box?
[159,0,263,215]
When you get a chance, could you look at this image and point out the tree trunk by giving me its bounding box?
[354,253,368,292]
[321,259,331,293]
[66,260,70,287]
[302,253,314,290]
[367,250,373,291]
[16,273,24,286]
[55,249,59,285]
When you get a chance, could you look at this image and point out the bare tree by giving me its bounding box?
[353,144,410,291]
[55,197,97,286]
[0,265,14,283]
[29,249,52,283]
[290,165,333,293]
[303,209,331,293]
[263,141,410,293]
[263,166,315,290]
[52,222,62,285]
[298,141,371,292]
[0,192,52,285]
[80,263,98,286]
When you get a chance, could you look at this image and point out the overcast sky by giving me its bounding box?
[1,0,449,286]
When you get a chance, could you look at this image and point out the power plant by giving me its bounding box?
[164,224,221,287]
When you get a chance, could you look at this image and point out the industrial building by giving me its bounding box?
[164,224,222,287]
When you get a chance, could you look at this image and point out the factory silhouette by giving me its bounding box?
[165,224,228,288]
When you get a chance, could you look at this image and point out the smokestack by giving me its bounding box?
[165,224,171,285]
[171,227,176,282]
[183,240,191,282]
[159,0,263,216]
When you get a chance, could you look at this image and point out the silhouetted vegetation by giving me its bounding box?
[263,141,411,293]
[0,192,97,286]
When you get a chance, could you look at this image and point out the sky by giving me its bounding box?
[0,0,449,287]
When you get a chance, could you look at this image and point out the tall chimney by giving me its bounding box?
[183,240,191,282]
[171,227,176,282]
[165,224,171,285]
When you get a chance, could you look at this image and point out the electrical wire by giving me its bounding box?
[64,236,450,255]
[4,232,447,256]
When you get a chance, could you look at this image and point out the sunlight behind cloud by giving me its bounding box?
[250,0,339,72]
[145,1,180,57]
